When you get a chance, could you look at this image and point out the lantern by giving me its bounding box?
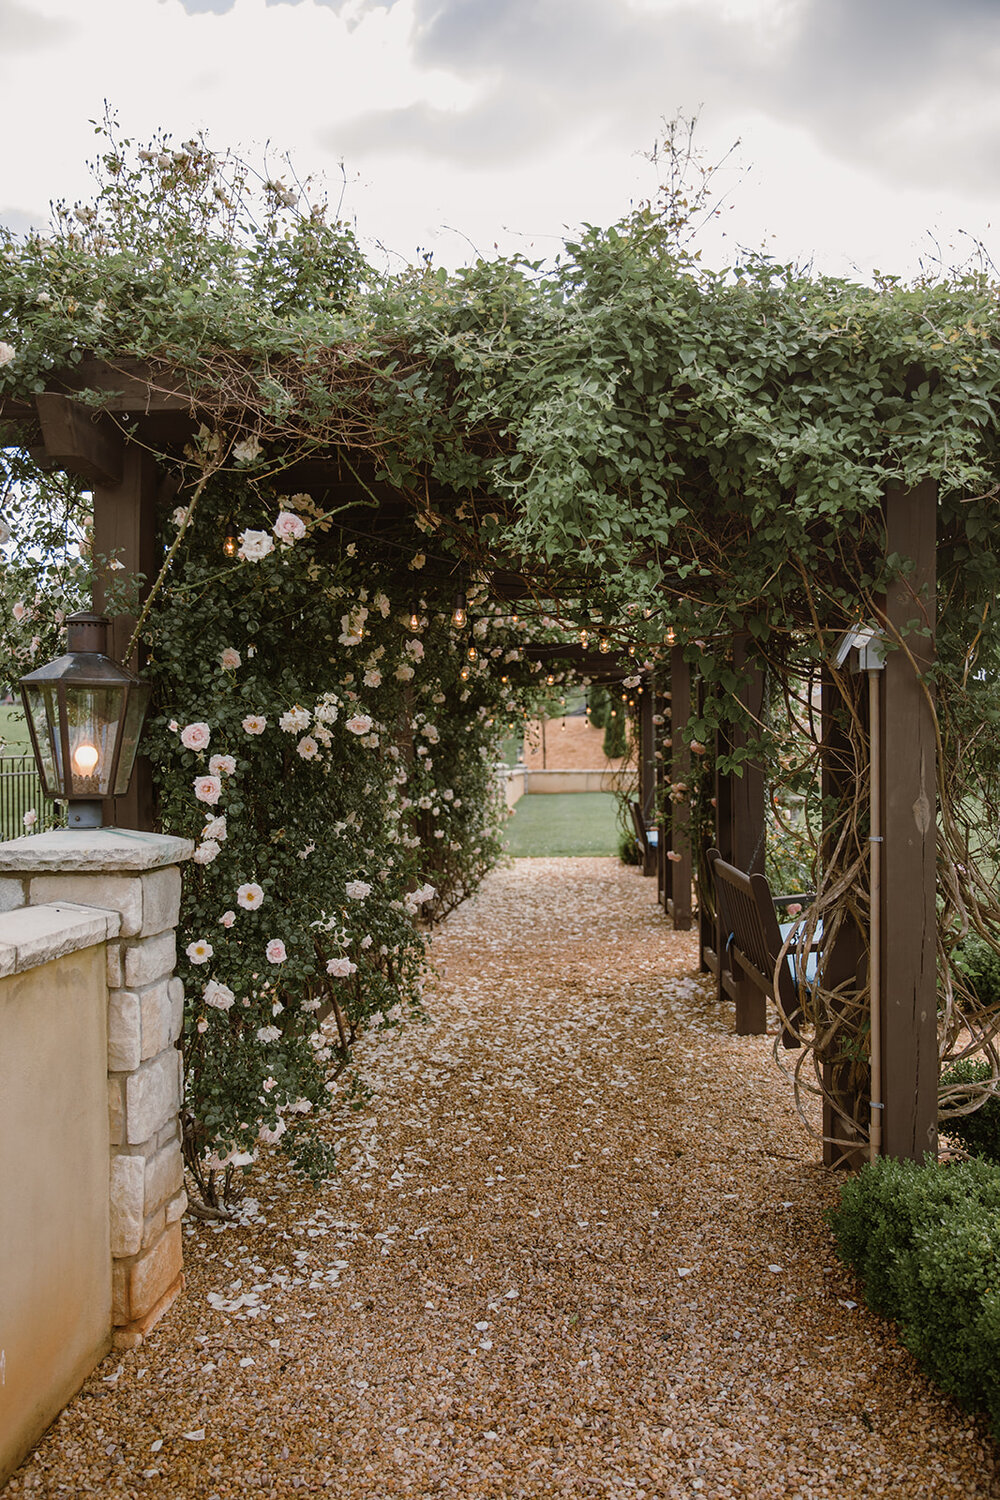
[19,612,151,830]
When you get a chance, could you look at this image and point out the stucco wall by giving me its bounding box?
[0,940,112,1483]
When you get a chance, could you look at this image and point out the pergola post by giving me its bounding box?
[667,646,692,930]
[92,446,161,833]
[730,635,766,875]
[31,395,161,833]
[879,479,938,1161]
[819,665,869,1168]
[638,684,657,876]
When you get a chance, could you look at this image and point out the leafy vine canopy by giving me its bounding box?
[4,119,1000,1181]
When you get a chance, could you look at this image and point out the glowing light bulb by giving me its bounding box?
[579,628,589,647]
[460,664,470,682]
[546,674,555,687]
[72,741,100,777]
[409,611,421,632]
[467,643,478,661]
[223,529,238,558]
[666,627,677,646]
[452,592,468,629]
[599,637,611,654]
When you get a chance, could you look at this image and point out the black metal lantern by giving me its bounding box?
[19,612,150,829]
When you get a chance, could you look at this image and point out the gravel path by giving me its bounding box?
[5,857,999,1499]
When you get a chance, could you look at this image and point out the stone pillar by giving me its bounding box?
[0,827,193,1348]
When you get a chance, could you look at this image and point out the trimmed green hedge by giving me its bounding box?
[829,1156,1000,1434]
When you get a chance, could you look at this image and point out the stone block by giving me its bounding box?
[168,977,185,1042]
[124,929,176,989]
[110,1154,145,1257]
[128,1220,183,1320]
[0,827,193,874]
[155,1115,181,1154]
[112,1260,130,1325]
[145,1140,184,1216]
[139,866,181,938]
[108,1076,125,1146]
[138,979,174,1060]
[1,901,117,972]
[108,991,141,1072]
[30,872,143,936]
[106,940,123,989]
[165,1188,188,1224]
[0,875,25,912]
[141,1206,166,1250]
[126,1051,181,1145]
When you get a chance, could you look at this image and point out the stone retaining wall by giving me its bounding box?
[0,828,192,1487]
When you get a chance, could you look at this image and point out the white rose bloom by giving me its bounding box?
[237,529,274,562]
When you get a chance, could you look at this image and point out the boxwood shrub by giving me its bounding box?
[829,1156,1000,1433]
[940,1059,1000,1164]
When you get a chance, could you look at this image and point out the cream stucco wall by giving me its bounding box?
[0,942,112,1484]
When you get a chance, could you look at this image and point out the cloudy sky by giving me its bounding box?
[2,0,999,281]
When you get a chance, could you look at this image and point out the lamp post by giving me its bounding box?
[18,611,150,830]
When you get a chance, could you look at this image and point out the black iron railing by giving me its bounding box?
[0,754,55,841]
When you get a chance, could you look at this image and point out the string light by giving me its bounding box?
[666,626,677,646]
[599,637,611,654]
[452,592,468,629]
[467,642,478,662]
[579,628,589,647]
[460,664,471,682]
[408,609,422,632]
[223,525,239,558]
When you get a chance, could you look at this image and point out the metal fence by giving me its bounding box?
[0,755,55,841]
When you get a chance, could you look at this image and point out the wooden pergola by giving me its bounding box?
[2,364,940,1168]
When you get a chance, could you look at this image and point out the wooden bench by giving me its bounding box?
[705,847,818,1045]
[629,799,658,877]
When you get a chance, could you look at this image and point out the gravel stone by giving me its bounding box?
[4,857,998,1499]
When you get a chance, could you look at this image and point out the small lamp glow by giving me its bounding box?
[452,593,468,629]
[223,526,239,559]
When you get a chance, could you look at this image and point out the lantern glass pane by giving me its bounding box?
[113,682,151,796]
[67,685,123,797]
[22,683,62,795]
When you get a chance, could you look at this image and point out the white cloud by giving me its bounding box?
[0,0,998,279]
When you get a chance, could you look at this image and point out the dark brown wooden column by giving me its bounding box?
[667,646,692,930]
[819,665,869,1168]
[730,634,766,875]
[92,445,161,832]
[638,684,657,876]
[879,479,938,1161]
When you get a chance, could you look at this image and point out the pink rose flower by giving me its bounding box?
[266,939,287,964]
[272,511,307,544]
[208,753,236,778]
[186,938,214,965]
[242,714,267,735]
[326,956,356,977]
[237,882,264,910]
[219,647,241,670]
[219,910,236,928]
[180,721,211,752]
[194,775,222,805]
[345,714,373,736]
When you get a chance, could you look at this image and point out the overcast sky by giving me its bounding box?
[2,0,999,281]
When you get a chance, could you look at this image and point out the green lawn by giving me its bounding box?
[504,792,623,857]
[0,704,31,752]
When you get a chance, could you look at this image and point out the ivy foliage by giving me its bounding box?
[5,120,1000,1173]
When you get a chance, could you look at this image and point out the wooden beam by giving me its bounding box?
[819,665,869,1169]
[668,646,693,930]
[93,446,161,832]
[34,393,123,487]
[730,634,765,875]
[879,478,938,1162]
